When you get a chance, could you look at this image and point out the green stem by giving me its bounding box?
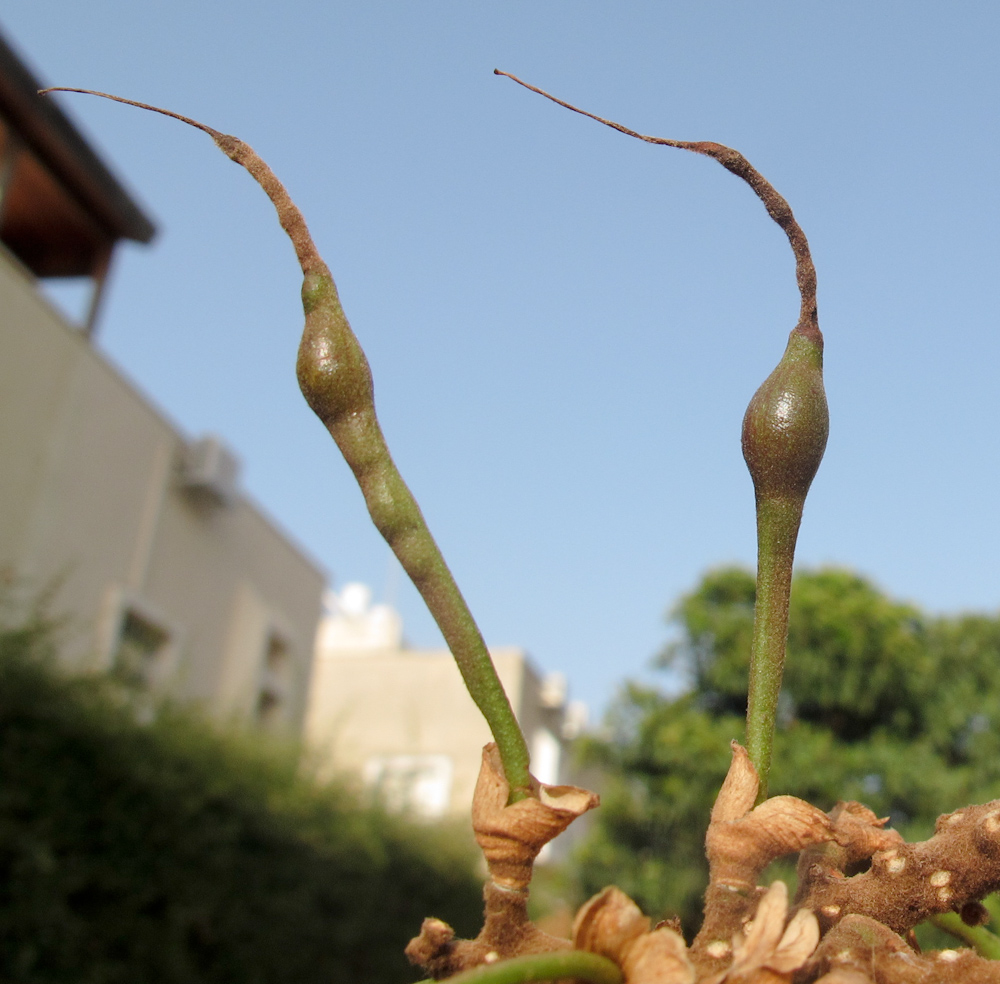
[299,273,533,799]
[745,495,803,802]
[930,912,1000,960]
[412,951,623,984]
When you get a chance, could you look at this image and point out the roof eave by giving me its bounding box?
[0,31,155,245]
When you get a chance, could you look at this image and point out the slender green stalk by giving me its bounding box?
[298,276,531,798]
[412,951,623,984]
[39,87,532,801]
[744,496,803,797]
[930,912,1000,960]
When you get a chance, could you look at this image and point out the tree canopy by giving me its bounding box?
[574,566,1000,934]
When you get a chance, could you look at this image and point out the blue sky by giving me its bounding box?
[5,2,999,718]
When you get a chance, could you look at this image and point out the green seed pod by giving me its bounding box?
[741,328,828,504]
[493,69,830,514]
[36,87,534,803]
[742,327,827,801]
[495,67,832,802]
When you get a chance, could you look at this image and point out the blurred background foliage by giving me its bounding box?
[574,566,1000,936]
[5,566,1000,978]
[0,594,481,984]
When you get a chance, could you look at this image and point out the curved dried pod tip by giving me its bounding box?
[39,86,534,802]
[496,72,828,800]
[473,743,599,892]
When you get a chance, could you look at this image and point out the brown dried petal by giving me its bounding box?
[621,927,696,984]
[572,887,650,962]
[728,881,790,976]
[766,907,819,973]
[719,883,819,983]
[473,744,599,890]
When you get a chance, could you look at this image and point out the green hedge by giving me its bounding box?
[0,612,482,983]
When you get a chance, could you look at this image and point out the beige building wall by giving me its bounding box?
[304,585,587,821]
[0,248,325,730]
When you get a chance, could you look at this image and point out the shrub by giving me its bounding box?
[0,608,481,984]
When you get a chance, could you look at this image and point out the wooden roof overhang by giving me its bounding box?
[0,30,155,332]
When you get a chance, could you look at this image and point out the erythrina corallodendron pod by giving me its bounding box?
[495,69,829,800]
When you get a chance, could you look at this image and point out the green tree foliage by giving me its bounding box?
[0,606,482,984]
[574,566,1000,936]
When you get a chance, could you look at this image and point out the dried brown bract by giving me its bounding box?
[692,743,833,975]
[622,929,697,984]
[566,879,819,984]
[407,744,599,978]
[473,743,599,892]
[705,744,835,891]
[573,887,652,961]
[702,881,818,984]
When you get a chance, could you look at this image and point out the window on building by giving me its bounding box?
[256,632,290,729]
[362,755,453,819]
[531,727,561,787]
[112,609,170,689]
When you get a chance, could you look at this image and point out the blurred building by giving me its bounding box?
[0,29,324,730]
[304,583,588,820]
